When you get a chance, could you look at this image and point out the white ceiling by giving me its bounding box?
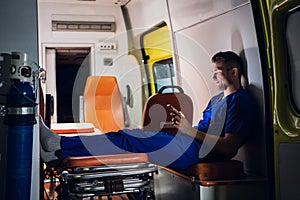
[38,0,131,6]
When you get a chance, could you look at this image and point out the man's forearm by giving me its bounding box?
[190,129,240,158]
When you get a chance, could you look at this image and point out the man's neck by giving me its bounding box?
[223,85,241,97]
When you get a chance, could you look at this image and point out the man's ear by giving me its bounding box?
[232,67,239,77]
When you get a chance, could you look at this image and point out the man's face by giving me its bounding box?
[212,61,233,91]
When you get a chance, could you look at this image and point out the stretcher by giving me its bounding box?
[44,153,269,200]
[44,153,157,200]
[44,122,157,200]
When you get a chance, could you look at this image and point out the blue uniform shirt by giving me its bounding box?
[197,88,254,141]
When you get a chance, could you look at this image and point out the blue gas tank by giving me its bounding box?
[5,79,36,200]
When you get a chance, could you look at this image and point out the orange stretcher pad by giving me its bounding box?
[62,153,149,167]
[51,123,95,134]
[61,153,245,181]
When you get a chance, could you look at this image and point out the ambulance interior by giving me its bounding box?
[0,0,272,199]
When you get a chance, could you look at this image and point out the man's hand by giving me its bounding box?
[166,104,242,158]
[167,104,196,136]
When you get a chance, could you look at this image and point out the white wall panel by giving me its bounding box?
[168,0,249,32]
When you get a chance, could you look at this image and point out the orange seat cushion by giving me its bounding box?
[184,160,245,181]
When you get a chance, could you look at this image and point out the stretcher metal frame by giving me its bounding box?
[44,153,158,200]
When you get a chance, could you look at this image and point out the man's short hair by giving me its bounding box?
[211,51,244,77]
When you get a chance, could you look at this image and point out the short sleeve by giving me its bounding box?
[224,93,255,140]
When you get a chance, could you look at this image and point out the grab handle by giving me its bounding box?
[158,85,184,94]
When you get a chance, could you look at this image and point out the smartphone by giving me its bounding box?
[166,104,174,112]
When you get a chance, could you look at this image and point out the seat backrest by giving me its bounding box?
[142,86,193,134]
[83,76,124,132]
